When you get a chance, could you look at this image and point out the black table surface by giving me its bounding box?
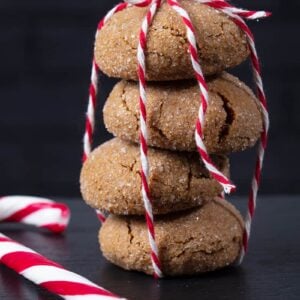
[0,196,299,300]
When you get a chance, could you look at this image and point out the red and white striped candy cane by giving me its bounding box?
[0,196,70,234]
[137,0,163,279]
[0,233,125,300]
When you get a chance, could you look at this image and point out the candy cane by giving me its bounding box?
[0,233,125,300]
[0,196,70,234]
[0,197,124,298]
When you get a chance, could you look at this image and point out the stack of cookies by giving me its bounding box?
[80,1,263,276]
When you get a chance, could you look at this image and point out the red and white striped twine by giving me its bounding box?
[96,209,107,223]
[168,0,236,195]
[137,0,163,278]
[199,0,271,19]
[83,2,130,163]
[83,0,270,276]
[0,196,70,234]
[83,58,98,163]
[168,0,270,264]
[83,2,131,224]
[0,233,125,300]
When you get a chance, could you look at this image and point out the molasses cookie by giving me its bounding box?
[95,1,249,80]
[99,198,244,276]
[104,73,263,153]
[80,138,229,215]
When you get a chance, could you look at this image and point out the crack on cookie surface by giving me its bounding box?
[120,82,140,132]
[217,92,235,143]
[151,99,170,142]
[126,219,134,245]
[172,240,226,263]
[120,157,138,174]
[187,162,193,192]
[150,23,212,76]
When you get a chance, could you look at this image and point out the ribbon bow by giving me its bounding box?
[84,0,271,278]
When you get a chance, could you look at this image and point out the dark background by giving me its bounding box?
[0,0,298,197]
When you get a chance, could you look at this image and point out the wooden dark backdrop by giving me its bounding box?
[0,0,298,197]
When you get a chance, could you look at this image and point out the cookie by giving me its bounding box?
[80,138,229,215]
[99,198,244,276]
[104,72,263,153]
[95,1,249,81]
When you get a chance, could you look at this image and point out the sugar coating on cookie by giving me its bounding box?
[104,72,263,153]
[80,138,229,215]
[99,198,244,276]
[95,1,249,81]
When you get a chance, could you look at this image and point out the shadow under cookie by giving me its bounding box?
[99,198,244,276]
[80,138,229,215]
